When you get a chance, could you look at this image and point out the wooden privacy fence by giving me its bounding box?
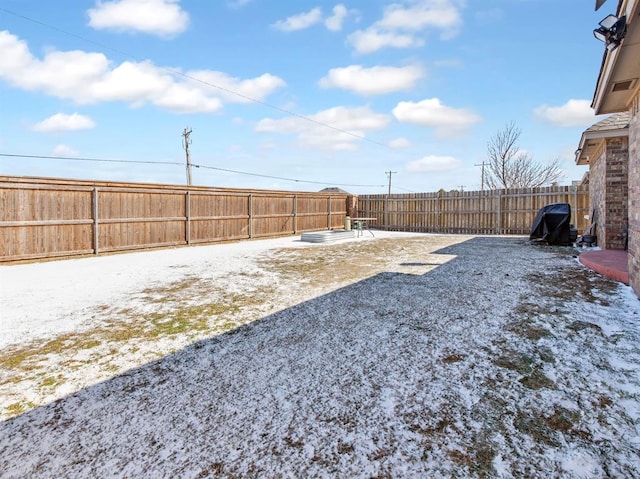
[0,176,349,262]
[358,185,590,235]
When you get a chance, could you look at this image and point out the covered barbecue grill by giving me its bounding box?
[529,203,577,246]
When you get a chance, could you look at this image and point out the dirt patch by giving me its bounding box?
[508,320,554,341]
[493,350,536,375]
[519,368,556,390]
[567,320,603,334]
[515,406,588,447]
[442,354,466,364]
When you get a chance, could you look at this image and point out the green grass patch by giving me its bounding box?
[40,375,64,388]
[4,401,37,416]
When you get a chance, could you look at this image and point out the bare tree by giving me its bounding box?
[485,122,563,189]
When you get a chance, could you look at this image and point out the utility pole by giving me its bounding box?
[458,185,465,192]
[385,170,397,230]
[474,161,487,191]
[182,127,193,186]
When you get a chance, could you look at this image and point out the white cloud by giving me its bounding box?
[348,0,464,54]
[534,99,596,127]
[348,28,423,54]
[376,0,463,32]
[389,137,411,148]
[272,8,323,32]
[0,31,285,114]
[406,155,462,172]
[392,98,481,137]
[256,105,390,151]
[52,144,80,156]
[88,0,189,37]
[273,5,353,33]
[190,70,285,104]
[152,82,224,113]
[325,4,349,31]
[31,113,96,132]
[319,64,423,96]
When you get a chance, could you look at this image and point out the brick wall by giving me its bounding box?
[604,137,629,249]
[588,137,628,250]
[589,145,607,243]
[629,93,640,297]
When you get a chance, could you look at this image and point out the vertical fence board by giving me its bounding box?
[93,188,99,254]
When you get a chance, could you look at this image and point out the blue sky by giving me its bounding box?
[0,0,612,194]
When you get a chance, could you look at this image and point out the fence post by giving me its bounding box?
[436,191,441,232]
[328,196,332,230]
[248,194,253,239]
[92,187,99,255]
[293,195,298,234]
[572,185,578,227]
[497,190,503,235]
[185,191,191,245]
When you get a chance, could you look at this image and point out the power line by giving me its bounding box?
[0,152,182,166]
[191,163,385,188]
[0,6,392,150]
[392,185,418,193]
[0,152,385,188]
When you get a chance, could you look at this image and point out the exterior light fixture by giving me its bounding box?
[593,15,627,51]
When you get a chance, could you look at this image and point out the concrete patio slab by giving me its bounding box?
[579,249,629,285]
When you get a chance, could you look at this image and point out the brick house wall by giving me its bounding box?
[589,144,607,243]
[629,93,640,297]
[587,137,628,250]
[605,138,629,249]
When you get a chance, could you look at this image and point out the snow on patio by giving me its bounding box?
[0,232,639,478]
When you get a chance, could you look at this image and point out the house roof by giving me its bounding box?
[592,0,640,114]
[319,187,350,194]
[586,111,630,132]
[575,112,629,165]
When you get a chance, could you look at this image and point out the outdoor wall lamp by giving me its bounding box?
[594,14,627,51]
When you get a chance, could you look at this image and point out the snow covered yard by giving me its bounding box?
[1,232,639,478]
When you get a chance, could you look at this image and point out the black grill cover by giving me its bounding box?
[529,203,572,245]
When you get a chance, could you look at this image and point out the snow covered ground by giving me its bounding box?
[1,232,639,478]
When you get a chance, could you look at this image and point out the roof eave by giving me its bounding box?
[575,127,629,165]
